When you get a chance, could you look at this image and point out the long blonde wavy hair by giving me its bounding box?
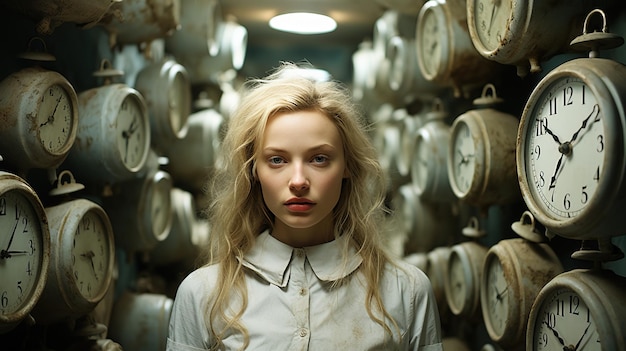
[203,62,397,349]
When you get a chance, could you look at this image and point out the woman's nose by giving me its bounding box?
[288,164,309,191]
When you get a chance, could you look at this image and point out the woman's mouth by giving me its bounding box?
[285,198,315,212]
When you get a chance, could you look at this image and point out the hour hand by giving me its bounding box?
[537,118,562,145]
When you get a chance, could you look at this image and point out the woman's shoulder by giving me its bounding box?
[383,256,432,292]
[175,264,221,297]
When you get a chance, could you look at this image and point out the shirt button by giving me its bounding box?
[299,328,308,337]
[295,249,305,258]
[299,287,307,296]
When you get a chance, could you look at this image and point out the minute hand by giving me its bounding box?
[569,104,600,144]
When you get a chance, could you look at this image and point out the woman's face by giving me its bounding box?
[256,110,348,247]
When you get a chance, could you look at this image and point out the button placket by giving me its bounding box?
[290,249,310,348]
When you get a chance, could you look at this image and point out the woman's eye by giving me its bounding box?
[312,155,329,164]
[268,156,284,165]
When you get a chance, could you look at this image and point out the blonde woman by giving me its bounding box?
[166,63,442,351]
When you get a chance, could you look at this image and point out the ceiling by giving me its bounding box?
[220,0,386,46]
[218,0,392,81]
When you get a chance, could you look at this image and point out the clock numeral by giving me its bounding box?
[569,295,580,315]
[556,298,565,316]
[597,134,604,152]
[534,145,541,161]
[563,193,571,210]
[581,186,589,205]
[0,197,6,215]
[1,291,8,308]
[549,95,557,115]
[20,216,30,235]
[535,118,548,136]
[563,86,574,106]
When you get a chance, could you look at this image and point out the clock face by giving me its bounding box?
[168,71,190,138]
[417,4,443,78]
[471,0,512,52]
[71,209,112,301]
[0,189,46,319]
[530,288,600,350]
[38,84,75,155]
[446,252,468,313]
[482,255,509,339]
[149,172,172,241]
[522,76,604,220]
[412,134,430,192]
[117,94,148,171]
[449,120,476,195]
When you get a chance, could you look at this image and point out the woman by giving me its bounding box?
[166,63,443,351]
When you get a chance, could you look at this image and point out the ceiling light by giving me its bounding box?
[269,12,337,35]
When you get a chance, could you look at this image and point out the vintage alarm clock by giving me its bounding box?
[31,197,115,324]
[466,0,613,76]
[415,0,501,96]
[527,268,626,350]
[447,84,520,209]
[411,101,455,202]
[103,168,173,253]
[134,57,191,154]
[0,171,50,334]
[444,217,488,320]
[63,60,150,186]
[0,39,78,173]
[481,212,564,349]
[516,10,626,240]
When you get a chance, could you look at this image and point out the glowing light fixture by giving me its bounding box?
[269,12,337,34]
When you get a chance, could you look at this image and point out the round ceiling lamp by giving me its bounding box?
[269,12,337,34]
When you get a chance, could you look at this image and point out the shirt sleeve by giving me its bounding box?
[166,267,215,351]
[406,266,444,351]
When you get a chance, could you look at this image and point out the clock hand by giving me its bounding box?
[549,153,566,190]
[495,285,508,301]
[537,118,563,145]
[40,96,62,127]
[487,0,500,34]
[457,150,468,165]
[573,323,591,350]
[81,250,99,280]
[544,321,567,348]
[569,104,600,144]
[3,215,20,253]
[1,250,29,257]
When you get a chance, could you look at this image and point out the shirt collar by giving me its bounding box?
[240,230,363,287]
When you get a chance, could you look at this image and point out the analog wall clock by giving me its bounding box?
[134,57,191,154]
[0,171,50,334]
[526,268,626,350]
[448,84,520,208]
[415,0,500,96]
[444,240,488,320]
[63,81,151,186]
[0,67,78,172]
[411,104,455,202]
[31,199,115,324]
[481,238,563,349]
[516,57,626,240]
[466,0,606,76]
[103,169,173,253]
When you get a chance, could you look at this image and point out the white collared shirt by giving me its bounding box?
[166,231,443,351]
